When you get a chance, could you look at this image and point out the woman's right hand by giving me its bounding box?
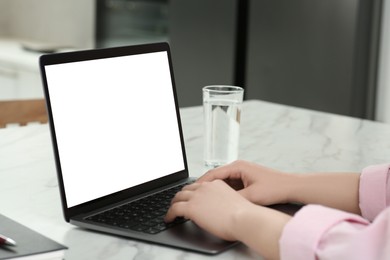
[198,160,296,206]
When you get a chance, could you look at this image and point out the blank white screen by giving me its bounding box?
[45,51,185,208]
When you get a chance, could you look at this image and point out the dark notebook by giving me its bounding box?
[0,214,67,260]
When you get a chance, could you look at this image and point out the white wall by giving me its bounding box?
[376,0,390,123]
[0,0,95,49]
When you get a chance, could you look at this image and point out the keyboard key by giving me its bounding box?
[86,181,194,234]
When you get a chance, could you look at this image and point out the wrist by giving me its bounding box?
[230,201,255,241]
[232,203,291,259]
[280,173,303,204]
[287,173,316,205]
[285,172,361,213]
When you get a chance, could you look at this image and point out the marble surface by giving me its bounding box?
[1,100,390,259]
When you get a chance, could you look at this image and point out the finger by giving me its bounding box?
[181,182,200,191]
[198,161,243,183]
[170,190,193,204]
[198,166,233,182]
[237,188,251,199]
[164,201,187,222]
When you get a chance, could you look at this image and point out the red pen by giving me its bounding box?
[0,233,16,246]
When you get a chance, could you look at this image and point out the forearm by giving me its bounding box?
[287,172,361,214]
[232,204,291,260]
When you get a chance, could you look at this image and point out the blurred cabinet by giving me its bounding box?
[168,0,238,107]
[245,0,381,118]
[0,40,43,100]
[0,63,42,100]
[168,0,381,119]
[0,64,17,99]
[16,69,42,99]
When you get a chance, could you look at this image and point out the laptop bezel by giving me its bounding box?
[39,42,189,222]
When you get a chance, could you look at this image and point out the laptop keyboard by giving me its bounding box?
[86,181,193,234]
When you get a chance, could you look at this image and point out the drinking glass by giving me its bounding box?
[203,85,244,168]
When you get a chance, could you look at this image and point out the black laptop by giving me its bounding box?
[39,42,237,254]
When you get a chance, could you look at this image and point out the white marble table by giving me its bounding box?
[1,100,390,259]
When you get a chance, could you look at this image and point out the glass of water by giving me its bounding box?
[203,85,244,168]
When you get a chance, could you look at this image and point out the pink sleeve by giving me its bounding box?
[359,164,390,221]
[316,208,390,259]
[279,205,370,259]
[279,164,390,260]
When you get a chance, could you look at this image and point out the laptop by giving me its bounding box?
[39,42,237,254]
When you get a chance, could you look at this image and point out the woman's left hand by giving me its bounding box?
[164,179,254,241]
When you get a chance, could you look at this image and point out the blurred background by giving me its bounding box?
[0,0,390,123]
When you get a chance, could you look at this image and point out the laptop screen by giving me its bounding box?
[43,50,185,208]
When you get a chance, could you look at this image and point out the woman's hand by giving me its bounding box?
[165,178,292,259]
[198,160,295,206]
[200,160,361,214]
[164,179,253,241]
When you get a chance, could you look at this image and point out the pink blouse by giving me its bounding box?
[279,164,390,260]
